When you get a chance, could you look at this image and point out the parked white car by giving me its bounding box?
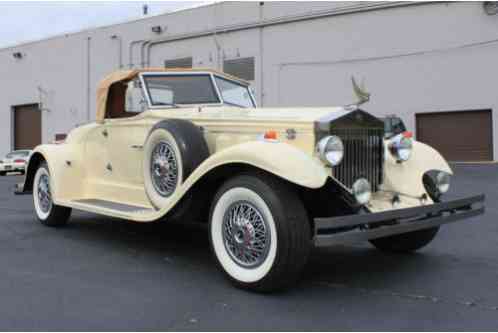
[0,150,31,175]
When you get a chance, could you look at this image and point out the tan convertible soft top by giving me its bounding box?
[96,68,249,123]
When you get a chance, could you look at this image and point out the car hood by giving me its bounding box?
[148,106,354,126]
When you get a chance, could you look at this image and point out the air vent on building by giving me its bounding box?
[164,57,193,68]
[223,57,255,81]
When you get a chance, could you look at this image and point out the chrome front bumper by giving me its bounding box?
[314,194,485,247]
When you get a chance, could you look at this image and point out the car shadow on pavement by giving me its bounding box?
[63,212,441,293]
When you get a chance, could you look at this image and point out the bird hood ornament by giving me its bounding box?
[349,76,371,108]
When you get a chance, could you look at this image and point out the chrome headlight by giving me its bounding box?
[436,171,450,194]
[317,135,344,166]
[423,170,451,201]
[389,134,412,162]
[352,178,372,205]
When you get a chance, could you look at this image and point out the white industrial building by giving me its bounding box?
[1,1,498,161]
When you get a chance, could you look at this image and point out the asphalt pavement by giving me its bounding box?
[0,164,497,331]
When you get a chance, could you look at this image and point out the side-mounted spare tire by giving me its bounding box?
[143,119,209,209]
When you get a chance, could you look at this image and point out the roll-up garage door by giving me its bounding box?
[14,104,42,150]
[416,110,492,162]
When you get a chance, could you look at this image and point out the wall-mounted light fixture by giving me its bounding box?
[151,25,163,34]
[12,52,23,59]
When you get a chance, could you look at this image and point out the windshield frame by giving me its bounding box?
[139,71,256,109]
[213,74,256,108]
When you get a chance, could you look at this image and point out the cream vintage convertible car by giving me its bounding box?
[16,68,484,292]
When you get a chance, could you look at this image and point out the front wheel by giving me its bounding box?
[33,162,71,227]
[209,173,311,292]
[369,227,439,253]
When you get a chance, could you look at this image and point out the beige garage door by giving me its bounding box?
[416,110,493,162]
[14,104,42,150]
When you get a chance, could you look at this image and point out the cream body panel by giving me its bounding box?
[134,140,329,222]
[369,140,453,213]
[30,144,86,203]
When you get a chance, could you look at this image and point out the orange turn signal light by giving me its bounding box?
[402,131,413,139]
[264,130,278,140]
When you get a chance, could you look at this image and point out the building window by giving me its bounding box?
[164,57,193,68]
[223,57,255,81]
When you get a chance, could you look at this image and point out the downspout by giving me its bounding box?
[258,2,264,106]
[86,36,91,122]
[110,35,123,69]
[212,3,222,70]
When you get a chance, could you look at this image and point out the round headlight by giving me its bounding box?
[317,135,344,166]
[352,178,372,205]
[436,171,450,194]
[390,135,412,162]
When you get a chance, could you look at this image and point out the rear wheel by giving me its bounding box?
[209,173,311,292]
[33,162,71,227]
[0,171,5,176]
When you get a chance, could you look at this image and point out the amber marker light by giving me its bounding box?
[264,130,278,140]
[403,131,413,138]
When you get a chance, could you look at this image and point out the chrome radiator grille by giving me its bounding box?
[332,128,384,191]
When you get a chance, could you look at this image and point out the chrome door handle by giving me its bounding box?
[130,145,143,150]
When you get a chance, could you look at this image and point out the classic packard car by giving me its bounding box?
[16,68,484,292]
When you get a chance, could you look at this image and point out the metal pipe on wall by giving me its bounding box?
[110,35,123,69]
[143,1,417,67]
[128,39,145,68]
[86,36,91,122]
[141,40,151,68]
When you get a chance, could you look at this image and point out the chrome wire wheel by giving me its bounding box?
[150,140,179,197]
[37,173,52,214]
[222,201,271,268]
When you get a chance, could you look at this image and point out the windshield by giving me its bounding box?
[214,76,255,108]
[143,74,220,106]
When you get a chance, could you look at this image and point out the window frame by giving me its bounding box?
[213,75,256,108]
[139,72,256,109]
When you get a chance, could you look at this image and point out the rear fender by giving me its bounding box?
[23,144,85,202]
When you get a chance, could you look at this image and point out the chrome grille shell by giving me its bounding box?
[331,128,384,191]
[315,108,385,192]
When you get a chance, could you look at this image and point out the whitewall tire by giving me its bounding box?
[209,172,311,292]
[33,162,71,226]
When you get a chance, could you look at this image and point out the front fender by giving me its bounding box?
[184,141,328,189]
[382,140,452,197]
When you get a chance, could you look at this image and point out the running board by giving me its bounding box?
[65,199,155,220]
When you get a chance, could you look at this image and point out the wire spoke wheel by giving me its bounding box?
[222,201,271,268]
[150,140,178,197]
[37,174,52,213]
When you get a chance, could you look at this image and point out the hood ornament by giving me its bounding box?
[345,76,370,110]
